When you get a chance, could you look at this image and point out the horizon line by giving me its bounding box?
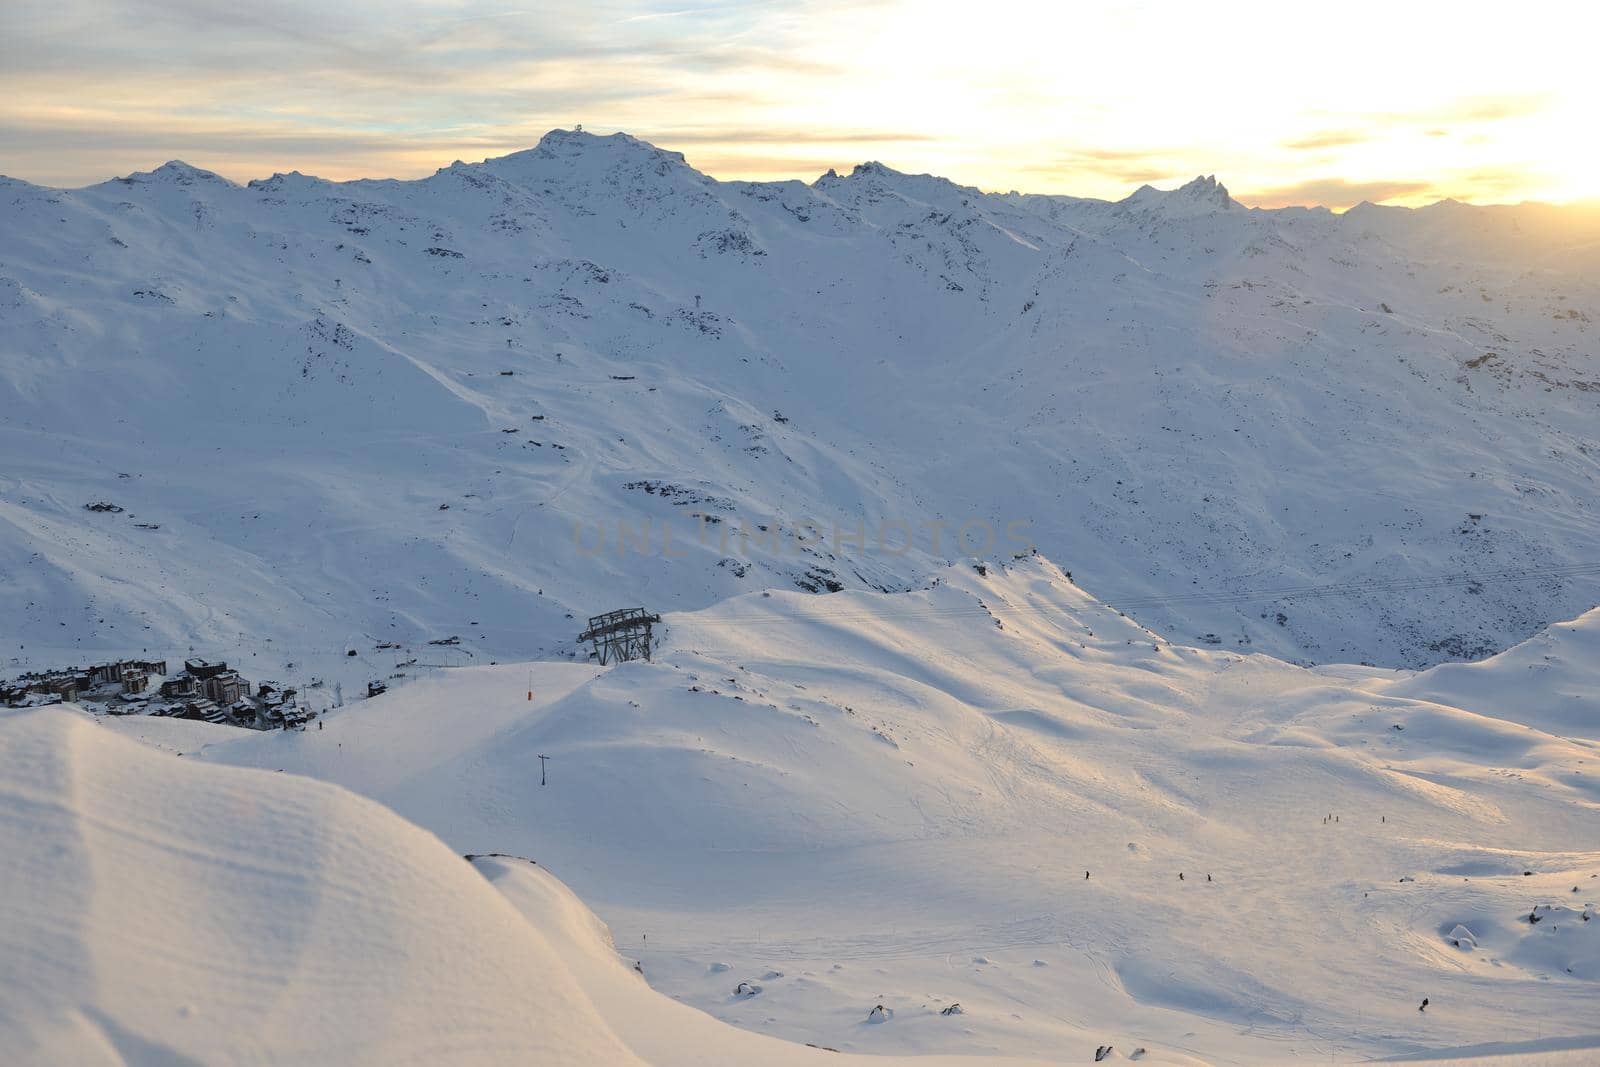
[6,126,1598,214]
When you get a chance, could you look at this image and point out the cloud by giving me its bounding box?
[1282,130,1367,150]
[1237,178,1434,210]
[1032,161,1168,184]
[638,127,937,145]
[1453,168,1540,197]
[1411,93,1552,123]
[684,152,860,179]
[1282,93,1551,153]
[1007,146,1184,186]
[1053,147,1177,162]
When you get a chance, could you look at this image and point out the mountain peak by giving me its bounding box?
[246,170,327,195]
[850,160,899,178]
[812,161,904,186]
[115,160,234,188]
[1118,173,1238,215]
[499,128,692,167]
[812,160,982,207]
[1176,174,1233,204]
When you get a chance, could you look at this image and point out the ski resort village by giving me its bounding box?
[2,657,315,728]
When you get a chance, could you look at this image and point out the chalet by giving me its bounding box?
[10,690,64,708]
[162,697,226,724]
[260,703,316,730]
[110,693,150,715]
[280,706,315,729]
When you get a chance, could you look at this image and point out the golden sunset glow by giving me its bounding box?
[3,0,1595,206]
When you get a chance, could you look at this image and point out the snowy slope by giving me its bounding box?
[2,130,1598,680]
[0,705,1094,1066]
[96,557,1598,1064]
[0,708,645,1066]
[1391,608,1600,740]
[471,855,1073,1067]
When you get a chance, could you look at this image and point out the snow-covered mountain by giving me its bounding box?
[3,129,1598,679]
[13,558,1596,1064]
[4,129,1598,1065]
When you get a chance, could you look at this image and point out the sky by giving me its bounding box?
[2,0,1595,208]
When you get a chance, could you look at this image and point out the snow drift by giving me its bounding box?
[0,708,647,1064]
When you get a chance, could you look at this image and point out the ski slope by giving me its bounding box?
[0,704,1084,1066]
[3,130,1599,680]
[84,557,1599,1064]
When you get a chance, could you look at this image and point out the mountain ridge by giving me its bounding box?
[1,128,1597,681]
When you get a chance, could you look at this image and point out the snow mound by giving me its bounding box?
[0,708,643,1066]
[1393,608,1600,739]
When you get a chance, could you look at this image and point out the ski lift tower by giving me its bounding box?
[578,607,661,665]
